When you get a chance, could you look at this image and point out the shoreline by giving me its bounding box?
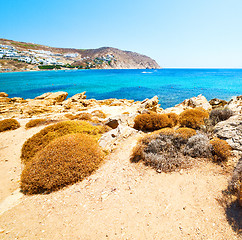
[2,67,242,74]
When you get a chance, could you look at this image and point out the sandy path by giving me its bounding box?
[0,120,47,202]
[0,130,240,239]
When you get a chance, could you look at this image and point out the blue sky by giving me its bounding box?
[1,0,242,68]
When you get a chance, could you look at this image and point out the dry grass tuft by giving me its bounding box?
[91,110,107,119]
[21,120,108,164]
[133,113,172,131]
[175,127,197,140]
[25,119,58,129]
[166,113,179,127]
[179,108,209,129]
[210,137,232,162]
[20,134,104,194]
[0,119,20,132]
[65,113,92,121]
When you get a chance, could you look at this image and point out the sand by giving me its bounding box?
[0,121,241,239]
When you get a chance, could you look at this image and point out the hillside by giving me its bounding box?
[0,39,160,72]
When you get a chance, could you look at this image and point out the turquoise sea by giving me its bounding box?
[0,69,241,108]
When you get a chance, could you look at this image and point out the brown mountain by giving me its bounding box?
[0,38,160,71]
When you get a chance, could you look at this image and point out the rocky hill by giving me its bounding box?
[0,39,160,72]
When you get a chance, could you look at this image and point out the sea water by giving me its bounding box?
[0,69,241,108]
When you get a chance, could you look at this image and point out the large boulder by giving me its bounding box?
[165,94,212,114]
[226,95,242,114]
[214,115,242,154]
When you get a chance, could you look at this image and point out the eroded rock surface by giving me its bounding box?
[214,115,242,154]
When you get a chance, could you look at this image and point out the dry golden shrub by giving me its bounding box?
[20,134,104,194]
[133,113,172,131]
[179,108,209,129]
[175,127,197,140]
[25,119,46,128]
[91,110,107,119]
[21,120,108,164]
[210,137,232,162]
[0,119,20,132]
[65,113,92,121]
[166,113,179,127]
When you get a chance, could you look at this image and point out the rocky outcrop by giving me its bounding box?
[99,125,138,152]
[214,115,242,155]
[137,96,161,114]
[226,95,242,114]
[35,92,68,103]
[165,94,212,114]
[209,98,227,109]
[0,92,8,97]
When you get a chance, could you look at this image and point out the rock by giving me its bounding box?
[0,92,8,97]
[35,92,52,100]
[35,92,68,102]
[10,97,26,103]
[138,96,161,113]
[226,95,242,114]
[45,92,68,102]
[105,118,119,129]
[209,98,227,109]
[214,115,242,154]
[165,94,212,114]
[0,97,10,103]
[67,92,86,102]
[99,125,138,151]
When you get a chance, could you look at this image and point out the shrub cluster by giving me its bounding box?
[183,134,212,158]
[0,119,20,132]
[210,137,232,162]
[21,134,104,194]
[131,126,230,172]
[166,113,179,127]
[131,128,196,172]
[209,108,233,126]
[21,120,108,164]
[179,108,209,129]
[133,113,172,131]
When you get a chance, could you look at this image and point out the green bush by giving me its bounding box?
[0,119,20,132]
[20,134,104,194]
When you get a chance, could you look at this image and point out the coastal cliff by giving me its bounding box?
[0,39,160,72]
